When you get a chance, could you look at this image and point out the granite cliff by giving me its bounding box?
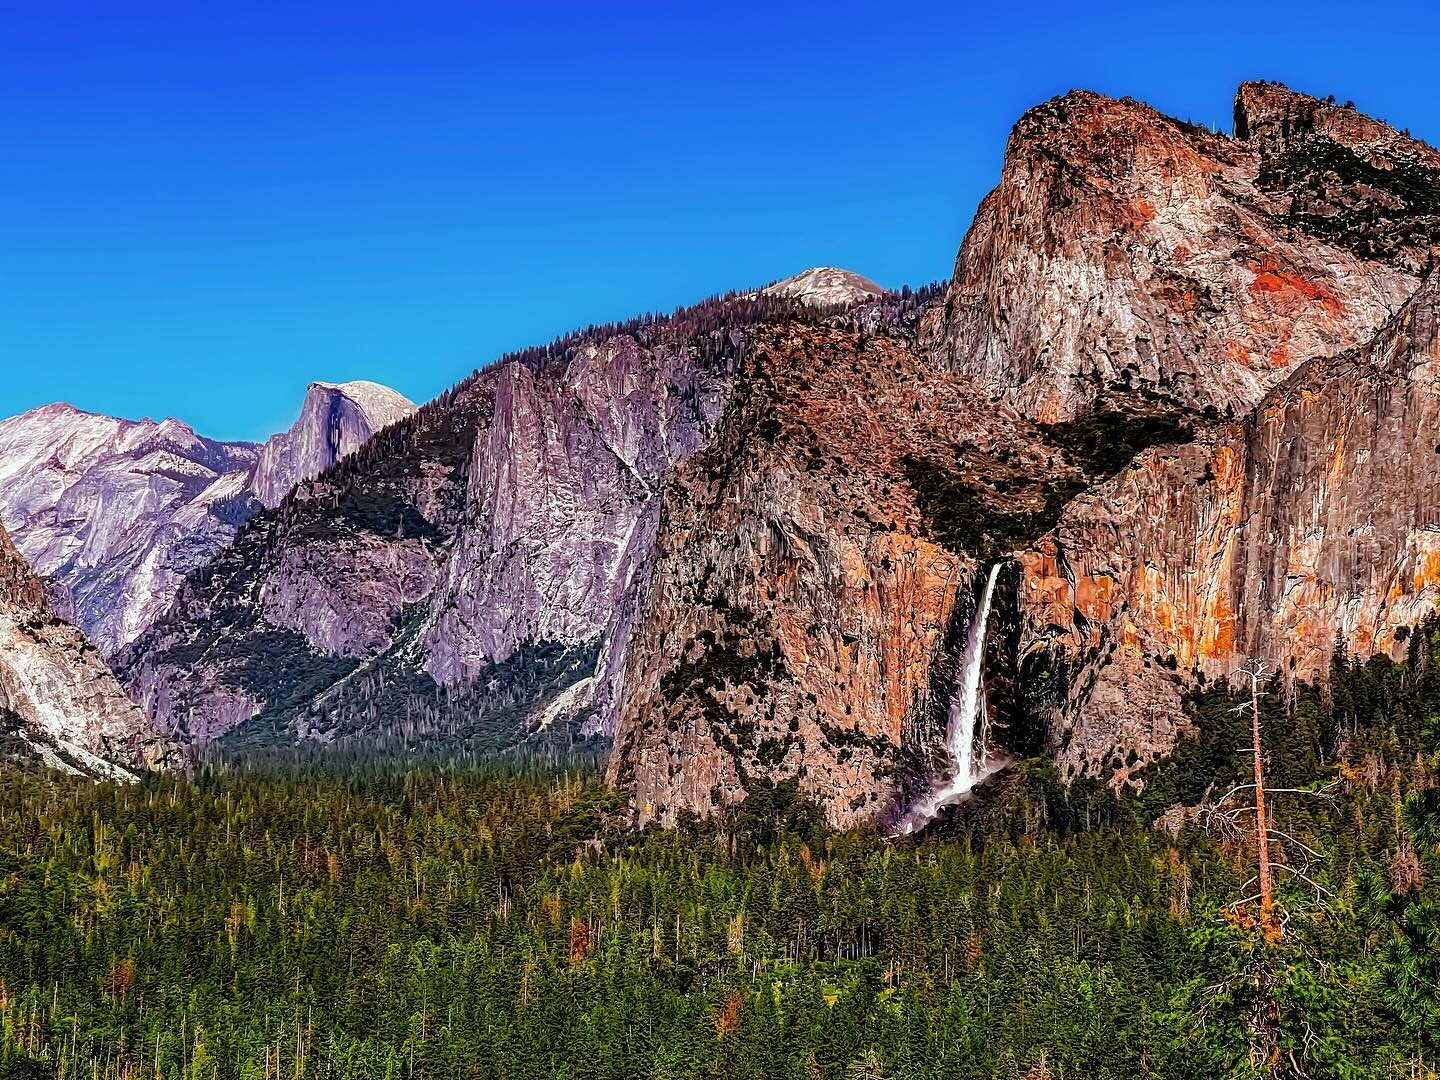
[613,81,1440,825]
[925,85,1425,423]
[0,380,414,656]
[0,520,161,777]
[116,295,767,748]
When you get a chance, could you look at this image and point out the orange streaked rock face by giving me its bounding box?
[1020,271,1440,781]
[608,322,1085,828]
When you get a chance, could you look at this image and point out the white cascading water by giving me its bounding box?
[898,562,1004,834]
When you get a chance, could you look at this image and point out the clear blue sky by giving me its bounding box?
[3,1,1437,441]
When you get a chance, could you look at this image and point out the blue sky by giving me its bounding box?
[3,1,1437,441]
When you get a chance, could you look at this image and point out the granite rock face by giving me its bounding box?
[117,293,764,749]
[117,382,485,747]
[251,381,417,509]
[421,332,730,709]
[0,520,162,776]
[607,83,1440,827]
[0,405,261,656]
[1236,81,1440,274]
[992,86,1440,783]
[1017,269,1440,783]
[0,381,414,657]
[926,87,1418,423]
[608,312,1077,827]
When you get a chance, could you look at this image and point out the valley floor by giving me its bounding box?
[3,631,1440,1079]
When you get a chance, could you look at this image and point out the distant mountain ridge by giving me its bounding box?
[0,380,415,655]
[115,287,799,749]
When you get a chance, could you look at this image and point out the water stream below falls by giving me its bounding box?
[897,562,1005,835]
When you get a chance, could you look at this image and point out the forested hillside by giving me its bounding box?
[4,623,1440,1078]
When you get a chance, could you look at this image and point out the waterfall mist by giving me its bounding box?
[897,562,1005,835]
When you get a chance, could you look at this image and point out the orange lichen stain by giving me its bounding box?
[839,544,872,588]
[1147,591,1179,637]
[1328,437,1346,485]
[1268,342,1290,368]
[1120,618,1143,657]
[1412,548,1440,592]
[1248,257,1344,318]
[1224,340,1251,365]
[1171,243,1192,265]
[1199,593,1235,659]
[1351,623,1376,656]
[1211,445,1243,491]
[1260,405,1282,423]
[1132,197,1156,224]
[1016,546,1072,625]
[1075,575,1116,623]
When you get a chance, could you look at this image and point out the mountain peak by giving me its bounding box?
[308,379,417,428]
[1234,80,1440,167]
[929,80,1424,423]
[762,267,885,308]
[251,379,418,508]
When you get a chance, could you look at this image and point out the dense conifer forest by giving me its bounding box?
[4,625,1440,1078]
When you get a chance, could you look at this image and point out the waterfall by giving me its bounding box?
[898,562,1004,835]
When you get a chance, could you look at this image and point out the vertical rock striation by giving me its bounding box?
[1017,269,1440,782]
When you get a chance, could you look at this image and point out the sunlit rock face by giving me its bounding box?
[608,84,1440,828]
[117,299,750,750]
[0,405,262,656]
[925,86,1419,424]
[1018,269,1440,783]
[251,381,417,509]
[608,318,1070,829]
[0,520,163,777]
[998,84,1440,784]
[0,381,414,657]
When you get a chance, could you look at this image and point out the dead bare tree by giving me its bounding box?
[1189,658,1342,1077]
[1244,658,1281,942]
